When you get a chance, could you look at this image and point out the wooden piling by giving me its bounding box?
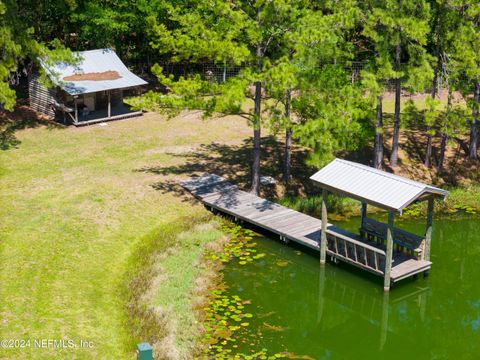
[320,189,328,265]
[384,211,395,291]
[360,202,367,228]
[424,197,434,262]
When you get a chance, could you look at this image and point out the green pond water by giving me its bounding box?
[222,216,480,359]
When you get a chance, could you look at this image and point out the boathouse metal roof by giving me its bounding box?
[40,49,147,95]
[310,158,448,213]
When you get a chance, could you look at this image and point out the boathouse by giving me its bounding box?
[310,158,448,291]
[29,49,147,125]
[180,158,448,291]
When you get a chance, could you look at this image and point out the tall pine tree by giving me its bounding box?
[363,0,433,167]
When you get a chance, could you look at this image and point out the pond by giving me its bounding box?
[222,215,480,359]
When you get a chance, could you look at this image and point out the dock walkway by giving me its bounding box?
[181,174,431,284]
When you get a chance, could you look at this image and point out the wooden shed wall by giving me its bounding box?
[28,74,56,119]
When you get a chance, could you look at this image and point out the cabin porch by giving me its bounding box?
[72,102,142,125]
[56,89,143,126]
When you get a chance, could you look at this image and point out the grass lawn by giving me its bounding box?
[0,112,250,359]
[0,99,477,359]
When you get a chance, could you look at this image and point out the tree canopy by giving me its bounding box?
[1,0,479,186]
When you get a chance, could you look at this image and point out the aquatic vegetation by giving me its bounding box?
[276,260,290,267]
[205,224,264,265]
[263,322,287,332]
[200,222,286,359]
[452,204,477,214]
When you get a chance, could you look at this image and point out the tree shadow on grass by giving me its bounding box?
[0,101,64,150]
[137,135,318,201]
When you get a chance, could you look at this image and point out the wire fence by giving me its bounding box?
[159,61,466,93]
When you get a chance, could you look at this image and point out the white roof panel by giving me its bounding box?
[310,158,448,212]
[41,49,147,95]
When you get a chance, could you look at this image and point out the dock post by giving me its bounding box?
[360,202,367,237]
[320,189,328,265]
[384,211,395,292]
[424,197,434,261]
[360,202,367,226]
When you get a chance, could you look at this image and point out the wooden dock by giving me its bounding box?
[181,174,431,284]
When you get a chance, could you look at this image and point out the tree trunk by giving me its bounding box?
[250,43,263,195]
[468,79,479,160]
[438,134,447,172]
[438,86,453,172]
[425,61,438,168]
[283,89,292,183]
[390,42,402,167]
[374,95,384,169]
[425,132,433,168]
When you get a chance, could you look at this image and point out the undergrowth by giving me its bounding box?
[279,184,480,220]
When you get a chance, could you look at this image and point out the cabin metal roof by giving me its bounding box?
[310,158,448,213]
[41,49,147,95]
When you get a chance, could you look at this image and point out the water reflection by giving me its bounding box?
[223,217,480,359]
[316,262,430,357]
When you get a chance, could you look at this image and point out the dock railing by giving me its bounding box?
[360,218,425,260]
[326,229,386,276]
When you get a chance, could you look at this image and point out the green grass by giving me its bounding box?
[279,194,360,219]
[382,96,466,115]
[0,113,250,359]
[152,223,224,356]
[124,219,225,359]
[0,101,477,359]
[444,184,480,214]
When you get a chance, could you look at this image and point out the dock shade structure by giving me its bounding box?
[310,158,448,291]
[29,48,147,125]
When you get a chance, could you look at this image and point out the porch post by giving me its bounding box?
[320,189,328,265]
[107,90,111,118]
[384,211,395,292]
[74,96,78,124]
[424,197,434,261]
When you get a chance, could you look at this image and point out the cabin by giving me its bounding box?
[29,48,147,126]
[180,158,448,291]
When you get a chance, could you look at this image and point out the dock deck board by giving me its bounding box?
[181,174,431,284]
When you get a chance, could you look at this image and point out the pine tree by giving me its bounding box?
[450,2,479,160]
[139,0,308,195]
[362,0,433,167]
[0,0,73,110]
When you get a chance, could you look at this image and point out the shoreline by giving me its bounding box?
[123,215,229,359]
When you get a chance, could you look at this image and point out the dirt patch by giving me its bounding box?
[1,100,61,150]
[63,71,122,81]
[145,145,199,156]
[383,90,464,102]
[0,100,51,124]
